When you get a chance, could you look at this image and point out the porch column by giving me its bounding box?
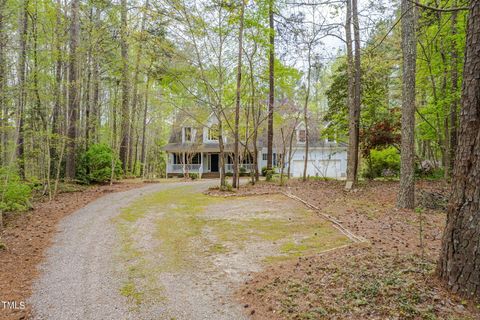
[166,153,169,178]
[200,152,203,179]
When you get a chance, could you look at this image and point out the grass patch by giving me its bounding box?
[115,186,351,307]
[120,281,144,305]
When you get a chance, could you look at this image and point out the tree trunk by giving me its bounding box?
[50,0,63,178]
[65,0,80,180]
[438,1,480,299]
[16,0,29,179]
[449,3,459,175]
[119,0,130,174]
[266,0,274,170]
[128,0,149,174]
[233,1,245,189]
[302,46,312,182]
[0,0,6,165]
[397,0,417,209]
[140,75,150,177]
[345,0,358,189]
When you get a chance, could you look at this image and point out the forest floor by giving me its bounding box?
[0,179,150,320]
[2,178,479,320]
[229,179,480,319]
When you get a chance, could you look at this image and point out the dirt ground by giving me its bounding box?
[111,184,349,319]
[0,181,146,320]
[229,179,480,319]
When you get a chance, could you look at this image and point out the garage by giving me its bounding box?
[292,159,342,178]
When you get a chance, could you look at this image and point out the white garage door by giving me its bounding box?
[293,160,341,178]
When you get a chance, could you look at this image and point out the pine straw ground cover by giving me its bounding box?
[218,179,480,319]
[0,180,147,320]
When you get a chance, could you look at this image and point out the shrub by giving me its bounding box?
[78,143,123,183]
[362,147,400,180]
[261,166,268,177]
[0,167,32,212]
[189,173,199,180]
[265,169,274,182]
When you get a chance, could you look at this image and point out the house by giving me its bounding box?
[162,113,348,179]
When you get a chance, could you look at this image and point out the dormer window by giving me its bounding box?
[184,127,193,142]
[298,129,306,143]
[207,124,219,141]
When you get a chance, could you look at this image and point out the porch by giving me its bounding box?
[166,152,256,178]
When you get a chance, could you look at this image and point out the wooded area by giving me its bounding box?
[0,0,478,305]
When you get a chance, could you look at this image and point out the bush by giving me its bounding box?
[362,147,400,180]
[189,173,199,180]
[0,167,32,212]
[261,166,268,177]
[265,170,274,182]
[78,143,123,183]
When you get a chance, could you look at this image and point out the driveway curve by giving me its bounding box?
[30,180,349,320]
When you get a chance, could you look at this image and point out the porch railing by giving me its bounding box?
[225,164,255,173]
[167,163,256,174]
[168,164,202,173]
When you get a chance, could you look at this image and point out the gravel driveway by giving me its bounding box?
[29,180,348,320]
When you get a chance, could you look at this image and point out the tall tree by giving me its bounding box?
[345,0,361,189]
[266,0,274,170]
[0,0,6,164]
[119,0,130,173]
[66,0,80,180]
[397,0,417,209]
[129,0,149,173]
[233,0,245,189]
[50,0,64,178]
[16,0,29,179]
[449,1,459,174]
[438,1,480,299]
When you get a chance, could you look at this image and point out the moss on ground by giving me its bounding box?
[115,185,350,305]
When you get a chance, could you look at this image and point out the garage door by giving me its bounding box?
[293,160,341,178]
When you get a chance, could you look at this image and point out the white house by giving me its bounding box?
[162,113,347,179]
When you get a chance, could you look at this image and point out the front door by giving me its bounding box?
[210,154,219,172]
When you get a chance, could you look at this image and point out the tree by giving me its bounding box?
[119,0,130,173]
[66,0,80,180]
[438,1,480,300]
[397,0,417,209]
[345,0,361,189]
[16,0,29,179]
[0,0,6,164]
[233,0,245,189]
[449,1,459,174]
[266,0,274,170]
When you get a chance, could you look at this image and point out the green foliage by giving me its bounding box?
[362,147,400,180]
[189,172,199,180]
[77,144,123,183]
[265,170,274,182]
[0,167,32,212]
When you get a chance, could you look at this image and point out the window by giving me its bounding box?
[190,153,201,164]
[208,125,219,141]
[298,129,306,143]
[262,153,268,161]
[273,153,282,167]
[173,153,182,164]
[184,127,193,142]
